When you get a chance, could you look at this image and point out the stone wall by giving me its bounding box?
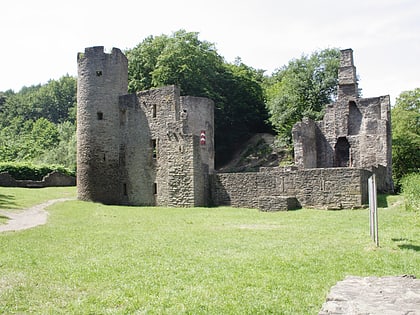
[76,46,388,210]
[212,167,370,210]
[77,46,129,204]
[119,93,154,206]
[292,49,393,193]
[0,171,76,188]
[77,46,215,207]
[181,96,215,174]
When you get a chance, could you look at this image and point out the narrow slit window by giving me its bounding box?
[97,112,103,120]
[151,139,157,159]
[123,183,128,196]
[152,104,157,118]
[96,70,102,76]
[153,183,157,195]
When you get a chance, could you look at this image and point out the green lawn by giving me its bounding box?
[0,188,419,314]
[0,186,76,210]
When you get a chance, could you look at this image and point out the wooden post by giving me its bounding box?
[368,174,379,247]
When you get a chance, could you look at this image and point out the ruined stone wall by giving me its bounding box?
[77,47,128,204]
[292,118,318,168]
[292,49,393,192]
[212,173,260,208]
[135,86,213,207]
[0,172,76,188]
[180,96,215,174]
[137,86,182,206]
[212,167,370,209]
[119,94,155,205]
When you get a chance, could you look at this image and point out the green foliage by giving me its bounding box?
[0,75,76,125]
[34,121,77,171]
[0,190,418,314]
[401,172,420,212]
[392,88,420,187]
[0,162,75,180]
[127,30,223,96]
[0,76,77,169]
[126,30,271,166]
[265,48,340,144]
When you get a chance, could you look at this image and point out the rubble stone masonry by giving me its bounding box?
[76,47,391,210]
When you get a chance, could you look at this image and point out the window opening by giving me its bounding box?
[123,183,128,196]
[153,183,157,195]
[97,112,103,120]
[151,139,157,159]
[334,137,351,167]
[96,70,102,76]
[152,104,157,118]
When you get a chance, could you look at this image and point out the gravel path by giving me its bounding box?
[0,198,74,233]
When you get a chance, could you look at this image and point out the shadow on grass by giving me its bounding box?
[0,193,18,209]
[392,238,420,252]
[398,244,420,252]
[377,194,388,208]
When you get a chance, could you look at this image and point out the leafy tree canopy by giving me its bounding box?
[0,76,77,170]
[265,48,340,145]
[392,88,420,186]
[126,30,270,166]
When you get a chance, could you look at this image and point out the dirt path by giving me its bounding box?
[0,198,74,233]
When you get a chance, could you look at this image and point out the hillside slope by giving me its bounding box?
[216,133,292,173]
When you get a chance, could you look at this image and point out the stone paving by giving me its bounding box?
[319,275,420,315]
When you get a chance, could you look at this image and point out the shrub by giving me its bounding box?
[0,162,75,181]
[401,172,420,212]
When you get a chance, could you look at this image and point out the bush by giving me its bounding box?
[0,162,75,181]
[401,172,420,212]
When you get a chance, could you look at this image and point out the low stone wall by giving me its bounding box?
[0,171,76,188]
[258,196,299,211]
[211,173,259,208]
[211,167,371,210]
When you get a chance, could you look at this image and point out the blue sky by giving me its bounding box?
[1,0,419,103]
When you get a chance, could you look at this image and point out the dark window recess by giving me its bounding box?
[151,139,157,159]
[153,183,157,195]
[123,183,128,196]
[334,137,351,167]
[96,70,102,76]
[152,104,157,118]
[97,112,103,120]
[348,101,362,135]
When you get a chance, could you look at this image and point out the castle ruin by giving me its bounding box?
[77,47,392,210]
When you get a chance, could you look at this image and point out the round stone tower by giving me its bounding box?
[77,46,128,204]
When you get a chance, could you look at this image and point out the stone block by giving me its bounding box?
[258,196,299,211]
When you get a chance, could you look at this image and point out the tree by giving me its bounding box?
[0,76,76,127]
[126,30,223,96]
[35,121,77,171]
[126,30,270,166]
[213,60,270,164]
[265,48,340,145]
[392,88,420,187]
[0,76,76,165]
